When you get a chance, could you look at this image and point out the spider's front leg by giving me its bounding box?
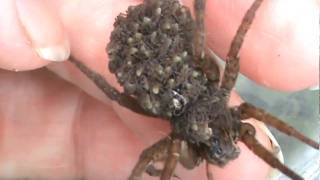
[194,0,264,92]
[220,0,264,94]
[193,0,221,86]
[129,136,181,180]
[69,57,156,118]
[194,0,206,61]
[232,103,319,149]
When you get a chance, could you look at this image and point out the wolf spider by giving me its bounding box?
[69,0,319,179]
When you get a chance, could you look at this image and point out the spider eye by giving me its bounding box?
[208,137,224,158]
[209,146,223,159]
[215,147,223,156]
[212,138,219,145]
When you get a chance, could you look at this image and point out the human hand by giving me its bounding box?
[0,0,318,179]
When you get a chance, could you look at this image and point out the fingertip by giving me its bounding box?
[16,0,70,62]
[238,0,318,91]
[0,0,70,71]
[47,0,142,101]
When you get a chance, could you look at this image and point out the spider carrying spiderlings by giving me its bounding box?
[69,0,319,179]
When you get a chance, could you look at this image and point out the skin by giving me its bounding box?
[0,0,318,179]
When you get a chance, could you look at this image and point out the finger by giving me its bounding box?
[41,0,303,178]
[75,96,154,180]
[201,0,318,91]
[47,0,140,102]
[41,2,273,177]
[48,0,137,75]
[0,70,79,178]
[0,69,146,179]
[0,69,271,179]
[0,0,69,71]
[45,0,272,168]
[48,0,318,104]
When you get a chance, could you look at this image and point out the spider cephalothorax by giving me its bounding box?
[172,89,241,166]
[69,0,319,179]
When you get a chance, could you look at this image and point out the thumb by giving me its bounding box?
[0,0,69,71]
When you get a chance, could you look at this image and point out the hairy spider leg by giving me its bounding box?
[145,165,180,179]
[194,0,206,61]
[235,103,319,149]
[69,57,156,118]
[198,0,263,179]
[239,123,303,180]
[129,137,171,180]
[193,0,221,85]
[129,136,182,180]
[205,162,213,180]
[201,49,222,86]
[220,0,264,95]
[229,102,319,179]
[160,139,182,180]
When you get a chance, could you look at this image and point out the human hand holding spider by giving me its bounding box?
[0,0,318,179]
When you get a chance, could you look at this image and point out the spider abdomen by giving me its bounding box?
[107,0,209,117]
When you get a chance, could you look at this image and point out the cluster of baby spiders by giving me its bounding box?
[69,0,319,179]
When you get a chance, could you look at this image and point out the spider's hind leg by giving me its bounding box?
[129,137,181,180]
[220,0,264,94]
[129,137,171,180]
[161,139,181,180]
[205,162,214,180]
[239,123,303,180]
[145,165,180,179]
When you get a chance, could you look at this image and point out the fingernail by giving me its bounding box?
[15,0,70,61]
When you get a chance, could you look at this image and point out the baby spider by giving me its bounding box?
[69,0,319,179]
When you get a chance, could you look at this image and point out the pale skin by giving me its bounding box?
[0,0,318,179]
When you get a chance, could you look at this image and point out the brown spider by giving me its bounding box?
[69,0,319,179]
